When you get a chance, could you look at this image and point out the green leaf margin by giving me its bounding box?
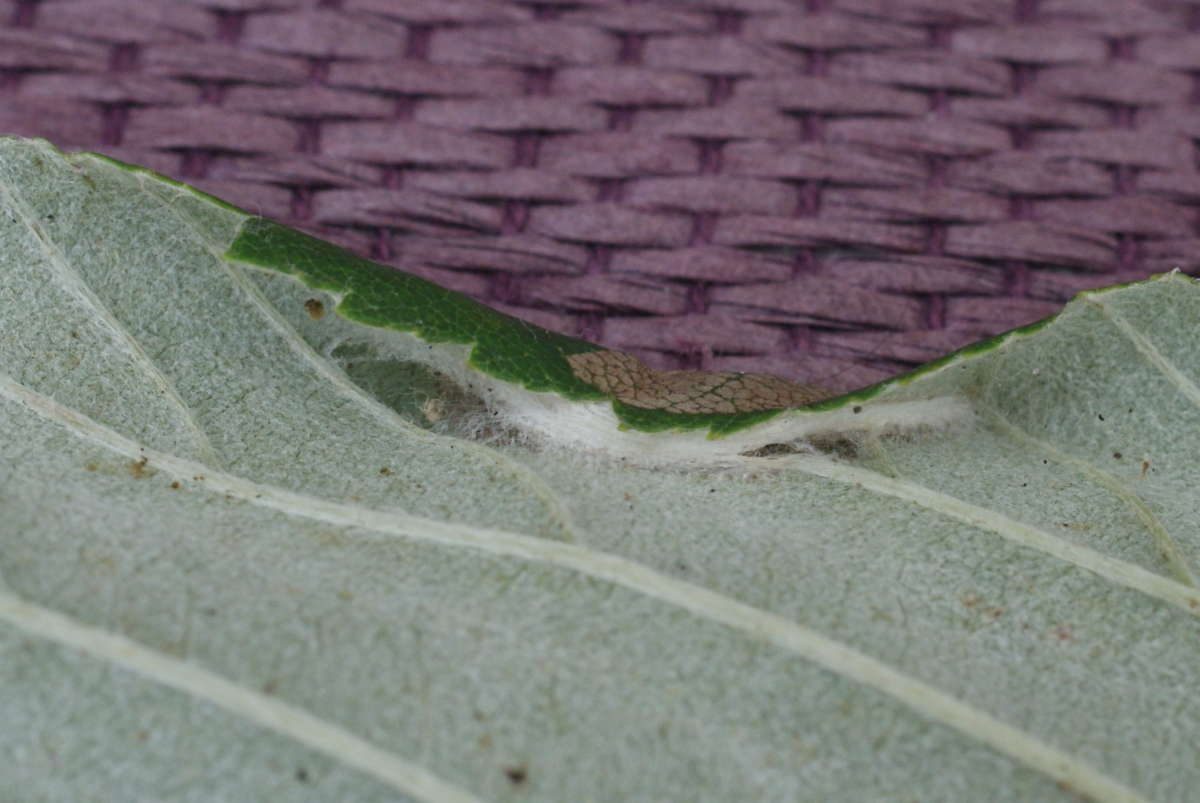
[65,143,1193,441]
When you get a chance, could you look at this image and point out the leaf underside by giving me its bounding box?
[3,137,1200,803]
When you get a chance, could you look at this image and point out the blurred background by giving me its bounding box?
[3,0,1199,392]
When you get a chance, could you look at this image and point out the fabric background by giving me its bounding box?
[4,0,1199,392]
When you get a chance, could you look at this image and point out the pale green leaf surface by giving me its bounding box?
[2,137,1199,802]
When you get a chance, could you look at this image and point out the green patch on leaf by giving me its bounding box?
[226,218,608,401]
[613,401,783,436]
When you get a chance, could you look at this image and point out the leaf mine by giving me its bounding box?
[567,349,834,414]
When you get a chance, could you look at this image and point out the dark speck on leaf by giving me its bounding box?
[303,298,325,319]
[504,766,528,785]
[1113,452,1122,459]
[295,767,310,783]
[807,433,859,460]
[853,406,862,413]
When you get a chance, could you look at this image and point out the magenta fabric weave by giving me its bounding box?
[4,0,1199,391]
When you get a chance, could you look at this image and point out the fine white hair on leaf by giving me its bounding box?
[485,381,976,467]
[325,330,975,467]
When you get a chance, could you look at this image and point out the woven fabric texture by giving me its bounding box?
[4,0,1199,392]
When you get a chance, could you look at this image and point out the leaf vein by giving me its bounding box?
[0,168,222,466]
[0,591,484,803]
[1086,291,1200,409]
[982,406,1196,587]
[771,453,1200,616]
[0,370,1150,803]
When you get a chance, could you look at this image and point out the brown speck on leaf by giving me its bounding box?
[1141,459,1150,478]
[806,433,859,459]
[85,462,98,471]
[379,467,391,476]
[1113,452,1121,459]
[567,349,832,413]
[303,298,325,319]
[169,481,180,489]
[129,456,149,478]
[504,766,528,785]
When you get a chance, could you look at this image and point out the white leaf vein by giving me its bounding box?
[0,171,221,466]
[0,590,484,803]
[1085,290,1200,408]
[0,369,1150,803]
[771,453,1200,616]
[122,182,582,541]
[232,260,582,541]
[981,406,1195,587]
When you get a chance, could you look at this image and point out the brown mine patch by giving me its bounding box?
[303,298,325,319]
[741,432,861,460]
[567,349,832,413]
[740,442,805,458]
[806,433,860,459]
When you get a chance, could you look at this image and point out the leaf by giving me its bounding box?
[1,135,1198,802]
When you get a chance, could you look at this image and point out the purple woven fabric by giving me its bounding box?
[4,0,1199,391]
